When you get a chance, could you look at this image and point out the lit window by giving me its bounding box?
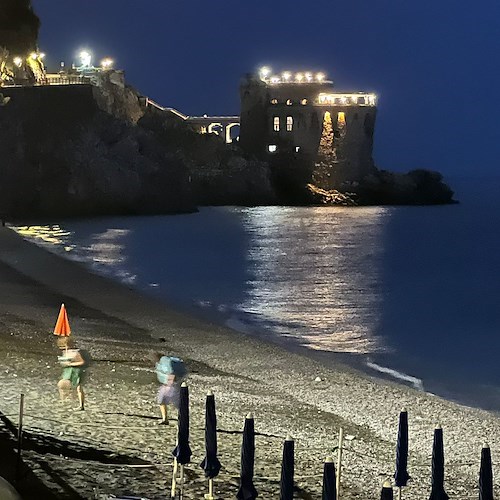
[286,116,293,131]
[301,98,308,105]
[273,116,280,132]
[268,144,277,152]
[286,99,292,106]
[271,98,278,104]
[295,146,300,152]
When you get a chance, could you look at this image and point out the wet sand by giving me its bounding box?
[0,224,498,499]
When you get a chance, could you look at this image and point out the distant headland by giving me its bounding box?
[0,1,455,217]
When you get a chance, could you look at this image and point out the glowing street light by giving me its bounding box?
[101,58,114,70]
[295,73,304,82]
[305,72,313,82]
[259,66,271,80]
[79,50,92,68]
[282,71,291,81]
[316,72,325,82]
[13,57,23,67]
[29,52,38,60]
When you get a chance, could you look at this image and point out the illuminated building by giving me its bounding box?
[239,68,378,185]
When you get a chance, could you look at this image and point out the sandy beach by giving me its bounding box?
[0,224,498,499]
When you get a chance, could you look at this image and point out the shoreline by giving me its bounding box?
[0,224,499,498]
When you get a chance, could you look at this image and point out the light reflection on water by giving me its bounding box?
[237,206,390,353]
[12,207,390,354]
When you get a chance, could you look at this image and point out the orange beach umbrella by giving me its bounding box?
[53,303,71,337]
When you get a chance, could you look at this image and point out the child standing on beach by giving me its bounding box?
[152,352,186,425]
[57,337,87,411]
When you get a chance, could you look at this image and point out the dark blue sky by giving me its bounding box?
[33,0,500,178]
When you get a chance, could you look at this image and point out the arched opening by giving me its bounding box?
[208,122,224,136]
[226,123,240,143]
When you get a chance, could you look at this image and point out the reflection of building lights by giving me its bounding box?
[101,58,114,69]
[316,72,325,82]
[13,57,23,67]
[282,71,291,81]
[79,50,92,68]
[296,73,304,82]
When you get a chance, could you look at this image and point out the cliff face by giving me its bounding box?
[0,85,195,217]
[0,0,40,55]
[139,111,277,206]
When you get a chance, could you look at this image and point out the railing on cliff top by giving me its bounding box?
[316,92,377,106]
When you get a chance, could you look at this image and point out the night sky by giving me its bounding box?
[33,0,500,179]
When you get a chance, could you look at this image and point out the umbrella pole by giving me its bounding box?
[398,486,402,499]
[179,464,185,499]
[170,458,178,499]
[336,427,344,498]
[204,478,214,499]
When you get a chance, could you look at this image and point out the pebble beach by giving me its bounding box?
[0,224,498,499]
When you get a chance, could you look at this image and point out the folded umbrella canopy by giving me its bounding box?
[322,456,337,500]
[236,413,258,500]
[53,303,71,337]
[394,410,410,487]
[279,435,294,500]
[479,445,493,500]
[172,383,192,465]
[200,391,222,478]
[429,426,449,500]
[381,480,394,500]
[200,390,221,500]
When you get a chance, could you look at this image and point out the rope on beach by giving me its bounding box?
[18,413,165,430]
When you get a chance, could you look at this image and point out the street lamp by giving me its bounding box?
[79,50,92,68]
[101,58,114,70]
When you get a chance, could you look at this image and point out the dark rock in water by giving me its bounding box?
[355,168,456,205]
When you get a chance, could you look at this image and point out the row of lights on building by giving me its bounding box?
[259,67,327,84]
[11,51,114,70]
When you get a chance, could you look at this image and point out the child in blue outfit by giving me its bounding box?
[153,352,182,425]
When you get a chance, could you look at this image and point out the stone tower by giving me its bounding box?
[239,68,378,188]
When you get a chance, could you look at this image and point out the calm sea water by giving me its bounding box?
[13,177,500,411]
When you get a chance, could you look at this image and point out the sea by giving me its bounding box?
[12,176,500,412]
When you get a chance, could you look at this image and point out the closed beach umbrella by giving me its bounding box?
[279,435,294,500]
[381,480,394,500]
[394,410,410,487]
[429,426,449,500]
[322,456,337,500]
[172,383,192,465]
[479,445,493,500]
[236,413,258,500]
[200,391,222,478]
[53,303,71,337]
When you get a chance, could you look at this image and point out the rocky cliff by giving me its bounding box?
[0,84,195,217]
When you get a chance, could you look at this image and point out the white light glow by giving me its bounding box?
[29,52,37,60]
[39,53,46,60]
[101,58,114,69]
[13,57,23,67]
[305,72,312,82]
[282,71,291,81]
[296,73,304,82]
[316,72,325,82]
[259,66,271,79]
[79,51,92,68]
[270,76,280,83]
